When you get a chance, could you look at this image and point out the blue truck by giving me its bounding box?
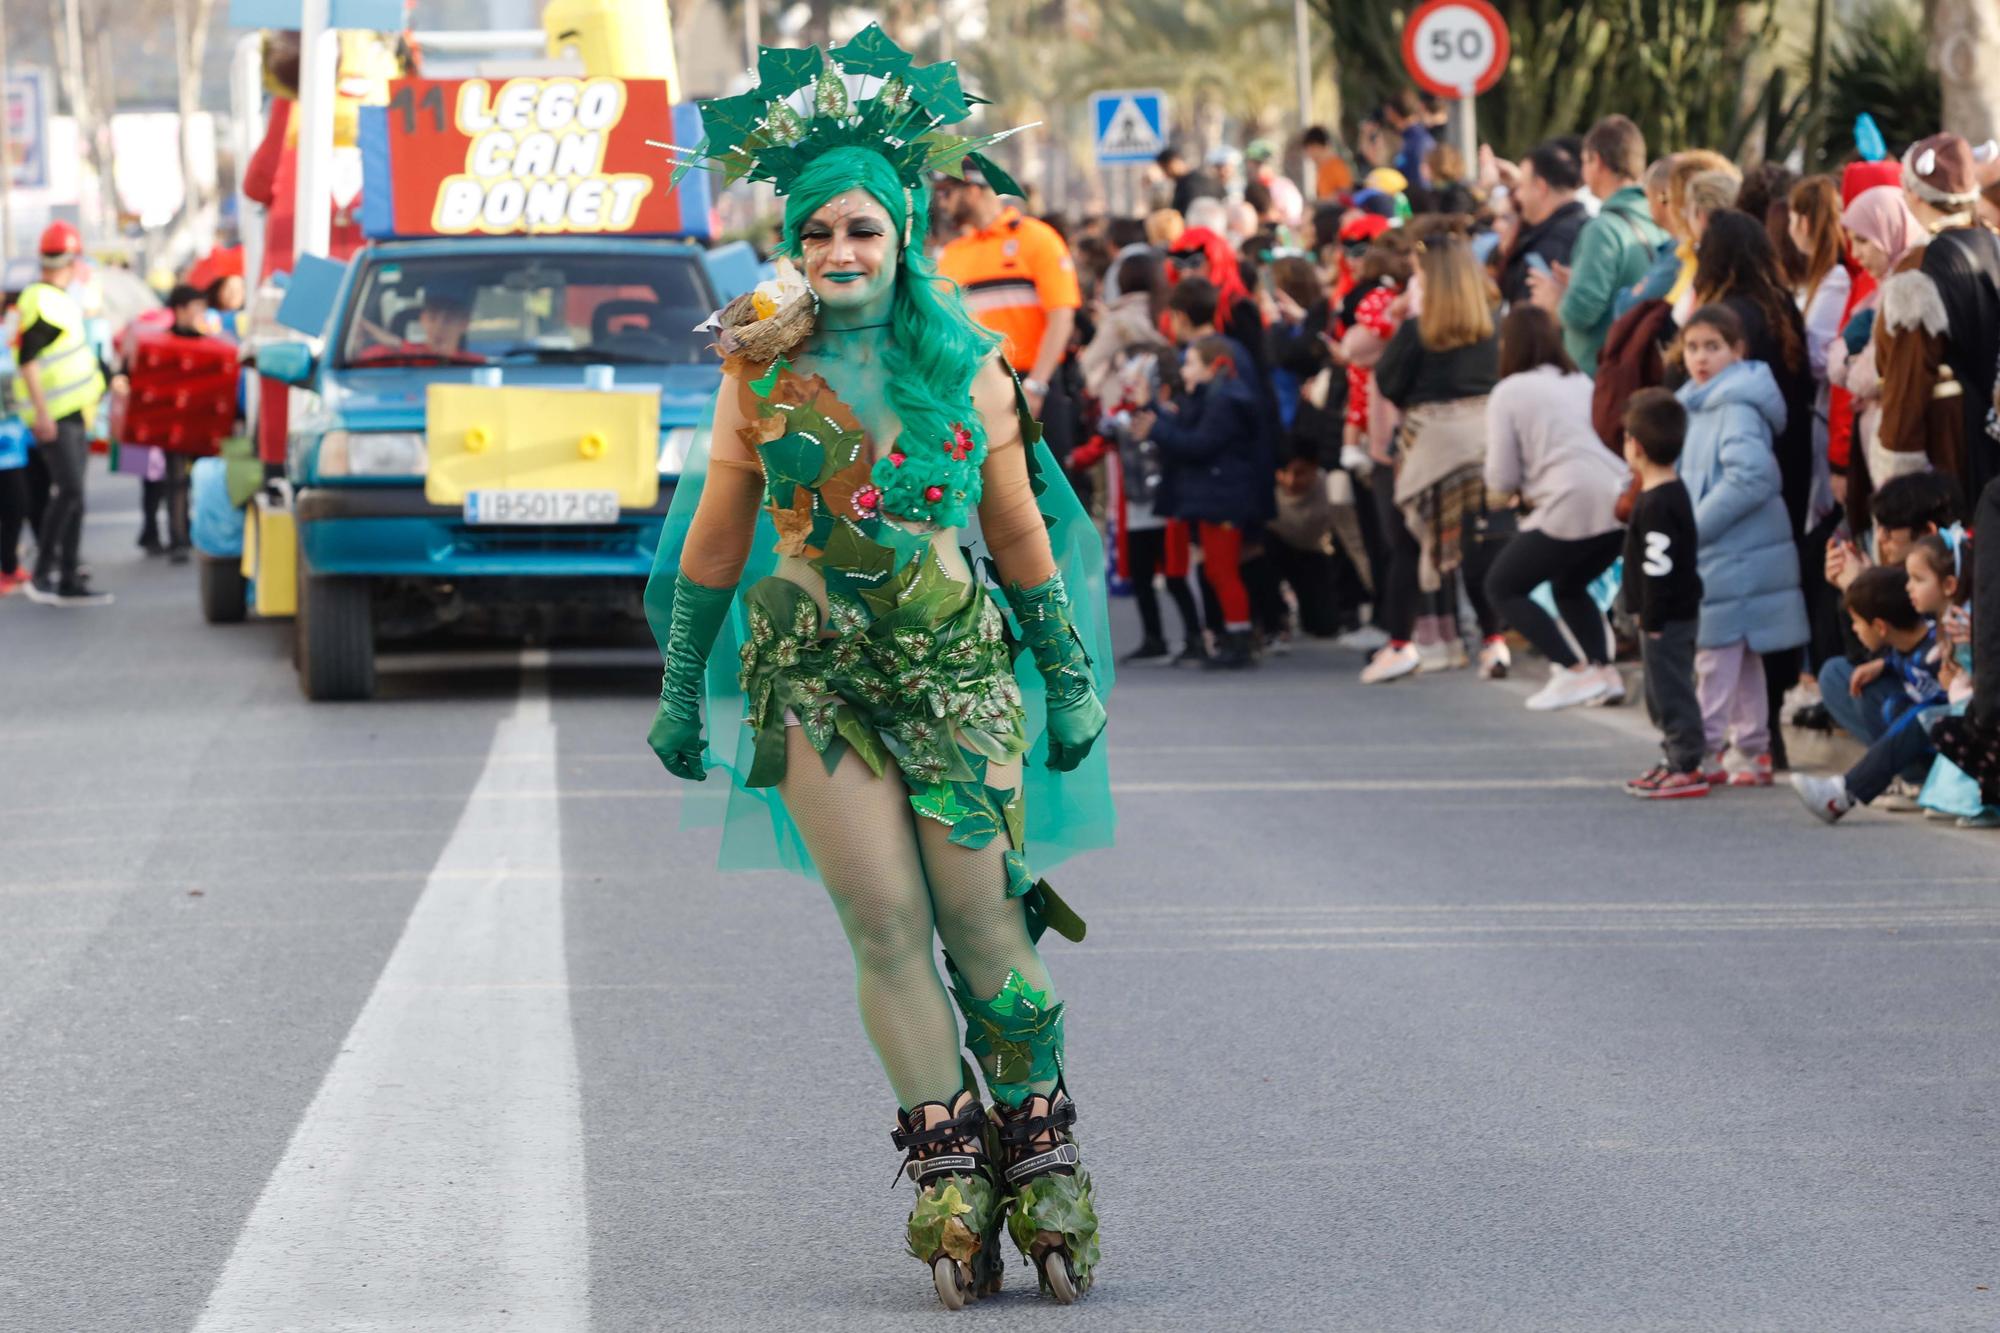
[233,233,751,699]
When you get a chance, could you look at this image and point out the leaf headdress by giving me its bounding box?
[657,24,1031,211]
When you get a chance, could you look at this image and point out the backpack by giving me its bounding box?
[1592,297,1676,451]
[0,417,28,472]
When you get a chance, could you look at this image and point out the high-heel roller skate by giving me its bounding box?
[893,1090,1004,1310]
[992,1084,1099,1302]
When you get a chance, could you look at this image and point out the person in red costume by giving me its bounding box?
[242,28,416,465]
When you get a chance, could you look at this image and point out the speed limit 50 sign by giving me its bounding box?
[1402,0,1510,99]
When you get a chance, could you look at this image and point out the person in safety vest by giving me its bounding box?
[17,222,112,606]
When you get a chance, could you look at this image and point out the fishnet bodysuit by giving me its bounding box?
[680,352,1062,1108]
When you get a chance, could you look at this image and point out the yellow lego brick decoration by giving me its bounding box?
[241,491,298,618]
[543,0,680,97]
[425,384,660,508]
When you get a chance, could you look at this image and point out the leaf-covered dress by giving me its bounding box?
[647,352,1115,940]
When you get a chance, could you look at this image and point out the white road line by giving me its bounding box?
[1091,890,2000,915]
[3,774,1619,818]
[193,672,590,1333]
[1087,935,2000,955]
[1111,775,1618,793]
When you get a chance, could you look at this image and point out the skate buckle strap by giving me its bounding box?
[1003,1141,1080,1186]
[907,1152,980,1186]
[890,1105,984,1154]
[995,1097,1077,1151]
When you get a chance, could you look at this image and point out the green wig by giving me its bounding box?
[781,146,1002,506]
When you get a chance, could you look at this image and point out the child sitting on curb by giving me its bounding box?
[1790,566,1947,823]
[1905,532,1995,827]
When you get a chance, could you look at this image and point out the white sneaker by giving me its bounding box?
[1477,638,1511,679]
[1878,778,1922,812]
[1415,639,1468,674]
[1336,624,1390,653]
[1790,771,1854,823]
[1592,664,1627,705]
[1524,664,1610,711]
[1359,641,1421,684]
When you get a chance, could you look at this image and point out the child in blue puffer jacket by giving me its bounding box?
[1675,304,1811,787]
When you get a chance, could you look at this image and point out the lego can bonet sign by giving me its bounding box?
[363,76,695,238]
[1401,0,1510,100]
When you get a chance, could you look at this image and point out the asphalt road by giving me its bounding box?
[3,475,1997,1332]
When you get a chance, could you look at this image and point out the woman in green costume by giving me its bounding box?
[646,29,1112,1308]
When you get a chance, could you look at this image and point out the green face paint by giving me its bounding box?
[799,188,899,322]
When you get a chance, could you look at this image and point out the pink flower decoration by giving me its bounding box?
[889,451,906,467]
[924,485,944,503]
[853,485,881,515]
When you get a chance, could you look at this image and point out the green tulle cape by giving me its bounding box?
[645,372,1117,879]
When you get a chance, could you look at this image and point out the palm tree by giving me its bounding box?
[1927,0,2000,143]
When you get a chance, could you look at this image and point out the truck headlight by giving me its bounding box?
[658,426,696,475]
[318,430,428,478]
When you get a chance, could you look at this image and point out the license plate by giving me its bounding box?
[463,489,620,525]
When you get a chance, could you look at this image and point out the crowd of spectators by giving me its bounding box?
[923,98,2000,815]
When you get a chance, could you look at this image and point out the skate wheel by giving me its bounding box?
[933,1256,971,1311]
[1040,1249,1079,1304]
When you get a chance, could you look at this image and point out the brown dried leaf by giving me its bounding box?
[771,491,816,556]
[940,1216,980,1264]
[818,453,875,522]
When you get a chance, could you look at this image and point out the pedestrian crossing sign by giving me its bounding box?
[1091,90,1168,166]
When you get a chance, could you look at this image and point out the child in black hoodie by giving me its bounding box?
[1620,388,1708,799]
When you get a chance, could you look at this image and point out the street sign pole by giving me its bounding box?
[1293,0,1313,199]
[0,5,15,259]
[1447,98,1477,184]
[293,0,335,260]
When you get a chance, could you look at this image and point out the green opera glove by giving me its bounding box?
[648,573,736,782]
[1005,572,1106,773]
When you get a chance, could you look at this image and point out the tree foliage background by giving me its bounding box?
[1311,0,1945,164]
[1310,0,1793,157]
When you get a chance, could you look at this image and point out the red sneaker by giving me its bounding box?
[0,570,24,598]
[1624,763,1670,796]
[1635,770,1710,800]
[1701,751,1730,785]
[1728,754,1774,787]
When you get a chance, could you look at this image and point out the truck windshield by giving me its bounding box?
[336,251,717,369]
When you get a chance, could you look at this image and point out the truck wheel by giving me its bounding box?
[297,568,376,701]
[198,554,248,624]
